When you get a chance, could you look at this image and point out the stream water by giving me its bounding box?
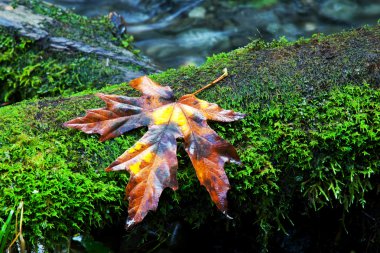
[45,0,380,69]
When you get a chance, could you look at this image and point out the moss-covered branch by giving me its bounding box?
[1,4,379,251]
[0,0,157,103]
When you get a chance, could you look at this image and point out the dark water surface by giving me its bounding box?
[45,0,380,69]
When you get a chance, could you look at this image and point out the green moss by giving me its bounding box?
[136,81,379,249]
[0,97,137,249]
[0,28,125,103]
[233,83,379,210]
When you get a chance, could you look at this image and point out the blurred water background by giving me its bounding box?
[44,0,380,69]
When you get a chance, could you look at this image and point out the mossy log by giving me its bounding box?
[0,0,157,103]
[0,1,156,71]
[1,2,380,251]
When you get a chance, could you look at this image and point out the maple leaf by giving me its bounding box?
[63,69,245,228]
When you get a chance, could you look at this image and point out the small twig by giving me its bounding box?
[192,68,228,96]
[146,236,169,253]
[7,201,25,253]
[19,202,25,253]
[362,210,376,221]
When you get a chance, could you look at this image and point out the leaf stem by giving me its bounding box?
[192,68,228,96]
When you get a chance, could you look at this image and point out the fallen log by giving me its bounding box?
[0,0,158,103]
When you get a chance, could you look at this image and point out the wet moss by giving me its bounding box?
[1,24,380,251]
[0,95,134,250]
[151,25,379,102]
[0,28,127,103]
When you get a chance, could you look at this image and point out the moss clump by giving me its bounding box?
[0,93,136,250]
[0,28,124,103]
[142,80,380,251]
[226,83,380,248]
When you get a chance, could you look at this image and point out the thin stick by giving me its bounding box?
[7,201,25,253]
[192,68,228,96]
[19,201,25,253]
